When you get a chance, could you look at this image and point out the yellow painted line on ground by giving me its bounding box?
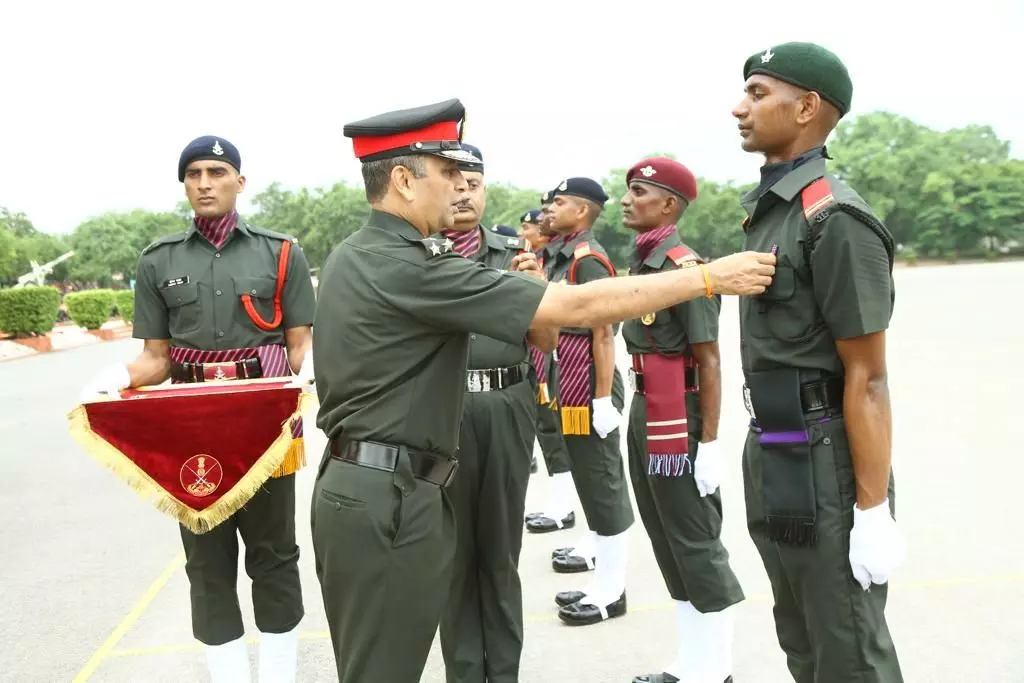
[71,553,185,682]
[104,570,1024,661]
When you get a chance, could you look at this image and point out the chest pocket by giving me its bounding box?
[160,281,201,334]
[233,276,278,327]
[749,261,818,341]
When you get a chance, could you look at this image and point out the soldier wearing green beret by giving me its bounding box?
[732,41,906,682]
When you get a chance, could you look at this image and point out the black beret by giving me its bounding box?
[743,42,853,117]
[520,209,542,224]
[178,136,241,183]
[551,177,609,206]
[491,224,518,237]
[342,98,481,164]
[457,143,484,173]
[540,191,553,205]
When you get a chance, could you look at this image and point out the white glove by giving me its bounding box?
[293,349,314,388]
[849,499,906,591]
[79,363,131,403]
[591,396,621,439]
[693,439,724,497]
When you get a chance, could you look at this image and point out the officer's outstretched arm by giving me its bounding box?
[521,250,776,330]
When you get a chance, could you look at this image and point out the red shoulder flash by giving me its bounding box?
[801,178,835,221]
[666,245,698,268]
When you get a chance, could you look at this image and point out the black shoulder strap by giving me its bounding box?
[800,178,895,274]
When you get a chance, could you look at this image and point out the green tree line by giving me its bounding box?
[2,111,1022,288]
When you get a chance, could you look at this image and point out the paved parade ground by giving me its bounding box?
[2,261,1022,683]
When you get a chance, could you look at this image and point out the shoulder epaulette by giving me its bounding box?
[141,232,187,255]
[801,177,836,225]
[420,236,454,257]
[569,240,616,283]
[248,223,299,244]
[666,245,700,269]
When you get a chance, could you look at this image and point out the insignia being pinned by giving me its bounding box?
[640,165,656,177]
[641,312,656,326]
[212,140,225,156]
[761,48,774,64]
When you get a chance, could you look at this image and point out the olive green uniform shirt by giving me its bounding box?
[133,217,316,348]
[313,210,548,458]
[621,232,719,355]
[465,227,531,370]
[544,230,617,335]
[739,158,895,374]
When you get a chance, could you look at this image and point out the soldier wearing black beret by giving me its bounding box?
[528,177,638,627]
[80,134,317,683]
[310,97,777,682]
[732,41,905,682]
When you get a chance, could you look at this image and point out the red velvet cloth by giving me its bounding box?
[84,380,301,511]
[633,353,691,476]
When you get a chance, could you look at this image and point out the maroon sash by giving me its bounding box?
[633,352,696,477]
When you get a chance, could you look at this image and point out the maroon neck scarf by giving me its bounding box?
[440,226,482,257]
[194,211,239,249]
[635,225,677,262]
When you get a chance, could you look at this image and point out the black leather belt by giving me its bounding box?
[171,357,263,383]
[465,364,526,392]
[800,376,844,413]
[742,375,844,419]
[628,367,698,395]
[329,438,459,488]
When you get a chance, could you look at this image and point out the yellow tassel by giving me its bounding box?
[561,406,591,436]
[66,391,316,535]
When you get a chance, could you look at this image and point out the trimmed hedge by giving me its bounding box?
[65,289,116,330]
[0,286,62,337]
[114,290,135,324]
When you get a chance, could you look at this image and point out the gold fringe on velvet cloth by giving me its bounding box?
[66,392,315,535]
[271,428,306,478]
[561,406,591,436]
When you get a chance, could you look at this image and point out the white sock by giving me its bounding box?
[258,628,298,683]
[664,600,694,678]
[205,636,251,683]
[545,471,576,519]
[586,530,629,605]
[680,603,737,683]
[569,528,597,559]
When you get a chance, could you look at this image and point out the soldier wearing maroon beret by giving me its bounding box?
[620,157,744,683]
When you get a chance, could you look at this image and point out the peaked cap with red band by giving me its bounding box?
[342,98,481,165]
[627,157,698,202]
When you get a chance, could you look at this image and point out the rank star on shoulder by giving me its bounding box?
[442,238,454,251]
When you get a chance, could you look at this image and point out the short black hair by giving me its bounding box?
[361,155,428,203]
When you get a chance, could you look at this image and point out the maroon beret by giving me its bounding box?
[626,157,698,202]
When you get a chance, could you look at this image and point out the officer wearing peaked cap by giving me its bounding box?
[733,42,905,682]
[80,134,316,683]
[309,98,778,681]
[620,157,744,683]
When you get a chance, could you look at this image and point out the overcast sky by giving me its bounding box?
[2,0,1020,235]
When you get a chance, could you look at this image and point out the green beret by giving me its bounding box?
[743,42,852,117]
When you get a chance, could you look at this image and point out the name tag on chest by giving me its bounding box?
[162,276,190,288]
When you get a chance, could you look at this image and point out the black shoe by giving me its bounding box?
[552,553,595,574]
[554,590,586,607]
[525,511,575,533]
[632,674,680,683]
[557,592,627,626]
[551,546,574,558]
[525,510,545,522]
[530,456,538,474]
